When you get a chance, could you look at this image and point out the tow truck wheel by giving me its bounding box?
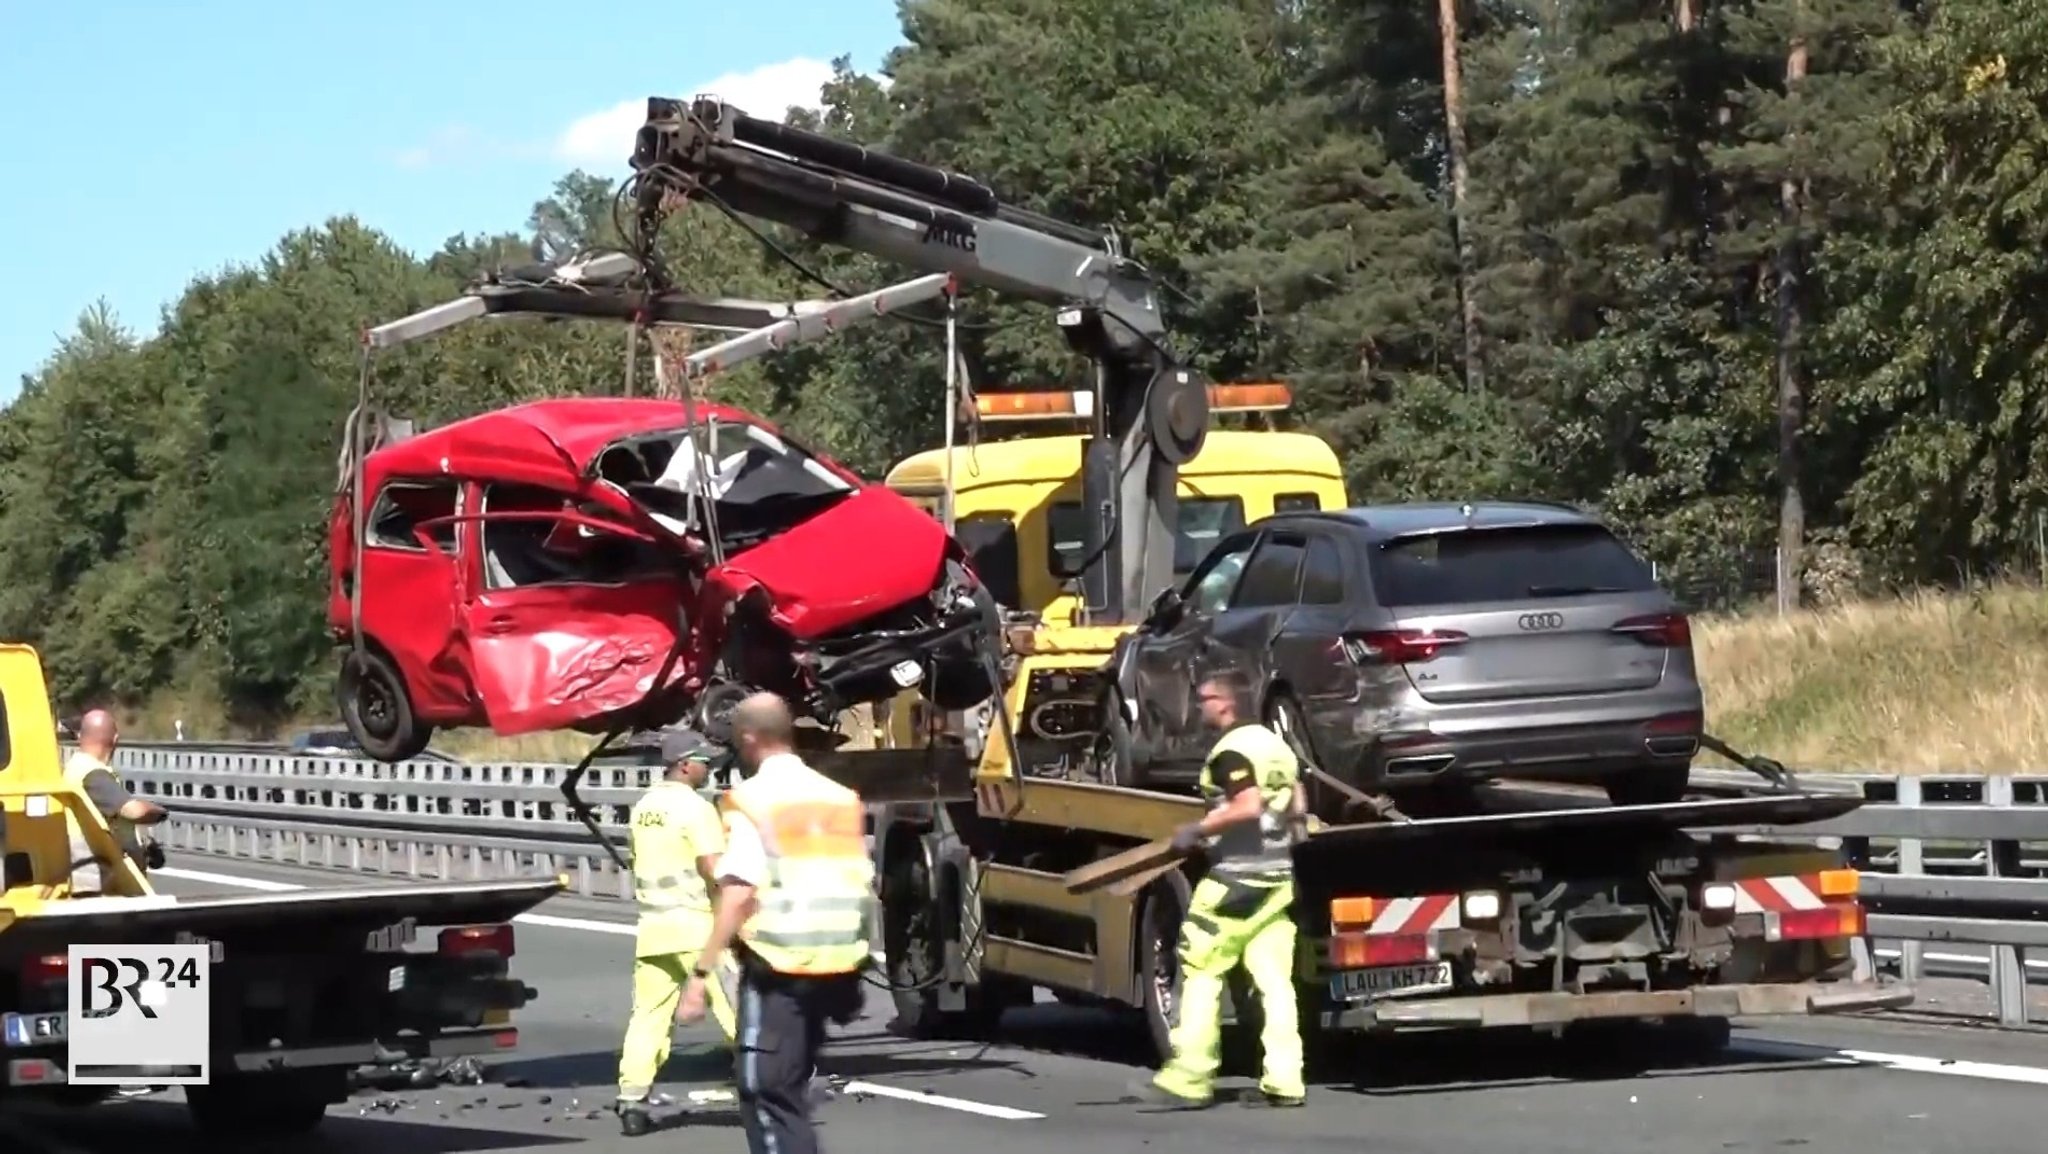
[881,845,1015,1037]
[186,1068,344,1137]
[337,649,434,763]
[1137,870,1191,1065]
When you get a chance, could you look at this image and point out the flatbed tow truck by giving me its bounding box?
[370,95,1915,1070]
[0,644,561,1136]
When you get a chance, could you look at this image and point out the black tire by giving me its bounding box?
[880,844,1013,1038]
[1604,761,1691,806]
[336,648,433,763]
[1137,870,1191,1066]
[186,1069,343,1137]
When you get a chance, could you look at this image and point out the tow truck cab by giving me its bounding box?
[0,641,556,1137]
[876,382,1347,749]
[885,382,1346,625]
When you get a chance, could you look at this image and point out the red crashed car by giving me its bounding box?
[326,397,998,762]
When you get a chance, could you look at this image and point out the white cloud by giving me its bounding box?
[554,57,839,167]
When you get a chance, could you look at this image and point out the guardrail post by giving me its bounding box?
[1893,775,1925,985]
[1985,775,2029,1027]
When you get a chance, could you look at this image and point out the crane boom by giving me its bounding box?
[630,97,1213,624]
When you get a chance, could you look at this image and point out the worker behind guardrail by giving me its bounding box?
[616,729,738,1137]
[64,709,168,893]
[1138,669,1307,1110]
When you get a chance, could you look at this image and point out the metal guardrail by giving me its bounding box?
[94,747,2048,1028]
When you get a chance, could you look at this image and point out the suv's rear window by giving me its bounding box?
[1370,524,1657,608]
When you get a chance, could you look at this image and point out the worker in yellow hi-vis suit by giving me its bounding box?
[1138,669,1307,1110]
[616,729,738,1136]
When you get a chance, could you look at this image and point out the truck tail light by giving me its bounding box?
[1611,613,1691,648]
[1327,931,1429,968]
[439,924,516,959]
[1341,629,1468,666]
[23,954,65,986]
[1767,904,1865,943]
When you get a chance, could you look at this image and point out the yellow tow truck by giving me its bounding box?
[0,643,563,1136]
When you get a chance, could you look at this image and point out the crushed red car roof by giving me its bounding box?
[363,397,827,493]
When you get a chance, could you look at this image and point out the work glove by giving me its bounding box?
[1168,822,1205,855]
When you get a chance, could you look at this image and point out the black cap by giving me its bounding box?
[659,728,715,765]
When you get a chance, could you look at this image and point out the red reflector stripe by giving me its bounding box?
[493,1031,518,1049]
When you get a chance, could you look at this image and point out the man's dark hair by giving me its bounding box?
[1196,668,1257,715]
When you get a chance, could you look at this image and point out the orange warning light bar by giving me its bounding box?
[975,390,1095,422]
[1207,382,1293,412]
[972,382,1293,422]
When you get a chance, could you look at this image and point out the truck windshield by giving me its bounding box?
[1047,496,1247,578]
[1370,524,1658,607]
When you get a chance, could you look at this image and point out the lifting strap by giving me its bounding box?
[345,332,375,666]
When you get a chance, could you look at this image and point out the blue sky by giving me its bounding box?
[1,1,904,401]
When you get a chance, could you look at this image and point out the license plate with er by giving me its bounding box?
[2,1011,66,1047]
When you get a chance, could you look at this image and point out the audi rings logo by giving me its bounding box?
[1517,612,1565,631]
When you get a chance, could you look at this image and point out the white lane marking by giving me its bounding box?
[518,911,633,936]
[842,1080,1045,1119]
[154,867,637,936]
[154,868,886,956]
[153,865,298,892]
[1737,1038,2048,1087]
[151,866,1015,1117]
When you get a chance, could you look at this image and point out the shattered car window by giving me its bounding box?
[478,483,675,591]
[368,480,460,553]
[603,419,855,548]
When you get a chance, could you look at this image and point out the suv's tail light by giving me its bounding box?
[1611,612,1691,648]
[23,954,64,987]
[1341,629,1468,665]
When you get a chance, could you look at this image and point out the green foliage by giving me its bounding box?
[4,0,2043,727]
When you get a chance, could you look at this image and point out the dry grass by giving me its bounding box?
[1695,582,2048,774]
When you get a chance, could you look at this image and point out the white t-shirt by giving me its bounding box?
[714,752,810,888]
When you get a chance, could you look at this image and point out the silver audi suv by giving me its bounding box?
[1104,501,1705,807]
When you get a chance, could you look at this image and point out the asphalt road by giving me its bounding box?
[4,858,2046,1154]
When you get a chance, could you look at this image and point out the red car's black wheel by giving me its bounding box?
[336,648,434,763]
